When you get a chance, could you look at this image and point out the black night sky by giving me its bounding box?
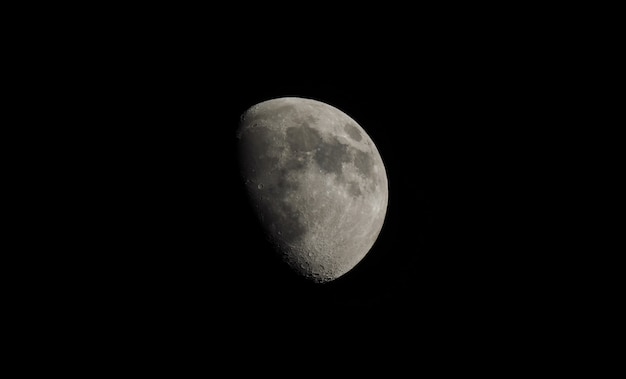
[80,18,565,338]
[105,70,544,315]
[26,5,593,370]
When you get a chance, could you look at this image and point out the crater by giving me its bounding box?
[344,122,362,142]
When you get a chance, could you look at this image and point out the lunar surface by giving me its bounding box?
[236,97,388,283]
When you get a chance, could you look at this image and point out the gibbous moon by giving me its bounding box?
[236,97,388,283]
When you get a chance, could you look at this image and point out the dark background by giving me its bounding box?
[11,4,604,371]
[58,10,578,342]
[96,67,547,315]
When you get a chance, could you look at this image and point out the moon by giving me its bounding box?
[236,97,388,283]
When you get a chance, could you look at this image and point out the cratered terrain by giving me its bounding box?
[236,97,388,283]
